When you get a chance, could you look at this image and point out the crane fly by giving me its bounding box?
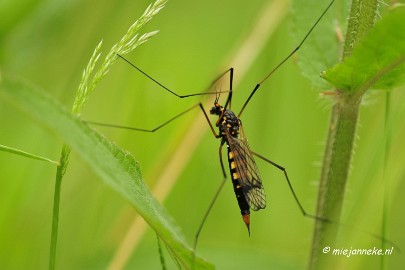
[87,0,337,250]
[208,77,266,235]
[86,1,400,267]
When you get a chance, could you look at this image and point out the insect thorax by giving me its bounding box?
[219,109,240,140]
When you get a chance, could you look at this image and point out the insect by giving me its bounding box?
[88,1,403,268]
[88,0,337,246]
[89,1,336,247]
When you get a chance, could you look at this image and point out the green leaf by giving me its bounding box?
[49,1,171,269]
[0,144,59,165]
[322,6,405,94]
[0,74,214,270]
[291,0,349,89]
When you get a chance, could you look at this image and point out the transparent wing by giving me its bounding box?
[204,68,233,99]
[225,124,266,211]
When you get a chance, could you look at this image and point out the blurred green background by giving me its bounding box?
[1,0,404,269]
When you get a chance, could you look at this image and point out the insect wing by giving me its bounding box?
[205,68,233,96]
[225,125,266,211]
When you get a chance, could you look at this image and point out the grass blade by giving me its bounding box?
[0,74,214,270]
[49,0,169,269]
[0,144,59,165]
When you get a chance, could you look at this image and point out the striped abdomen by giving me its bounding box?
[227,144,251,234]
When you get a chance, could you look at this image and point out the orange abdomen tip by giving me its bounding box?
[242,214,251,236]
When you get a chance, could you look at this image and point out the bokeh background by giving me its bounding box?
[1,0,404,269]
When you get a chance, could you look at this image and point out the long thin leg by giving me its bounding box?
[87,102,220,138]
[198,103,219,138]
[117,54,232,98]
[91,57,236,254]
[194,142,227,252]
[87,103,201,132]
[237,0,336,118]
[251,151,327,222]
[89,100,230,246]
[252,152,401,251]
[223,68,234,110]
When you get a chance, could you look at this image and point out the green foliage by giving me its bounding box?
[323,6,405,93]
[291,0,349,89]
[42,0,213,269]
[1,0,405,269]
[0,74,213,269]
[291,1,405,269]
[293,2,405,269]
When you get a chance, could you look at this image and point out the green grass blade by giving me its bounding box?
[48,1,169,269]
[0,144,59,165]
[0,75,214,270]
[322,6,405,93]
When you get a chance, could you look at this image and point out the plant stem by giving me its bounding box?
[309,94,361,269]
[309,0,378,269]
[343,0,379,59]
[49,144,70,270]
[47,1,166,268]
